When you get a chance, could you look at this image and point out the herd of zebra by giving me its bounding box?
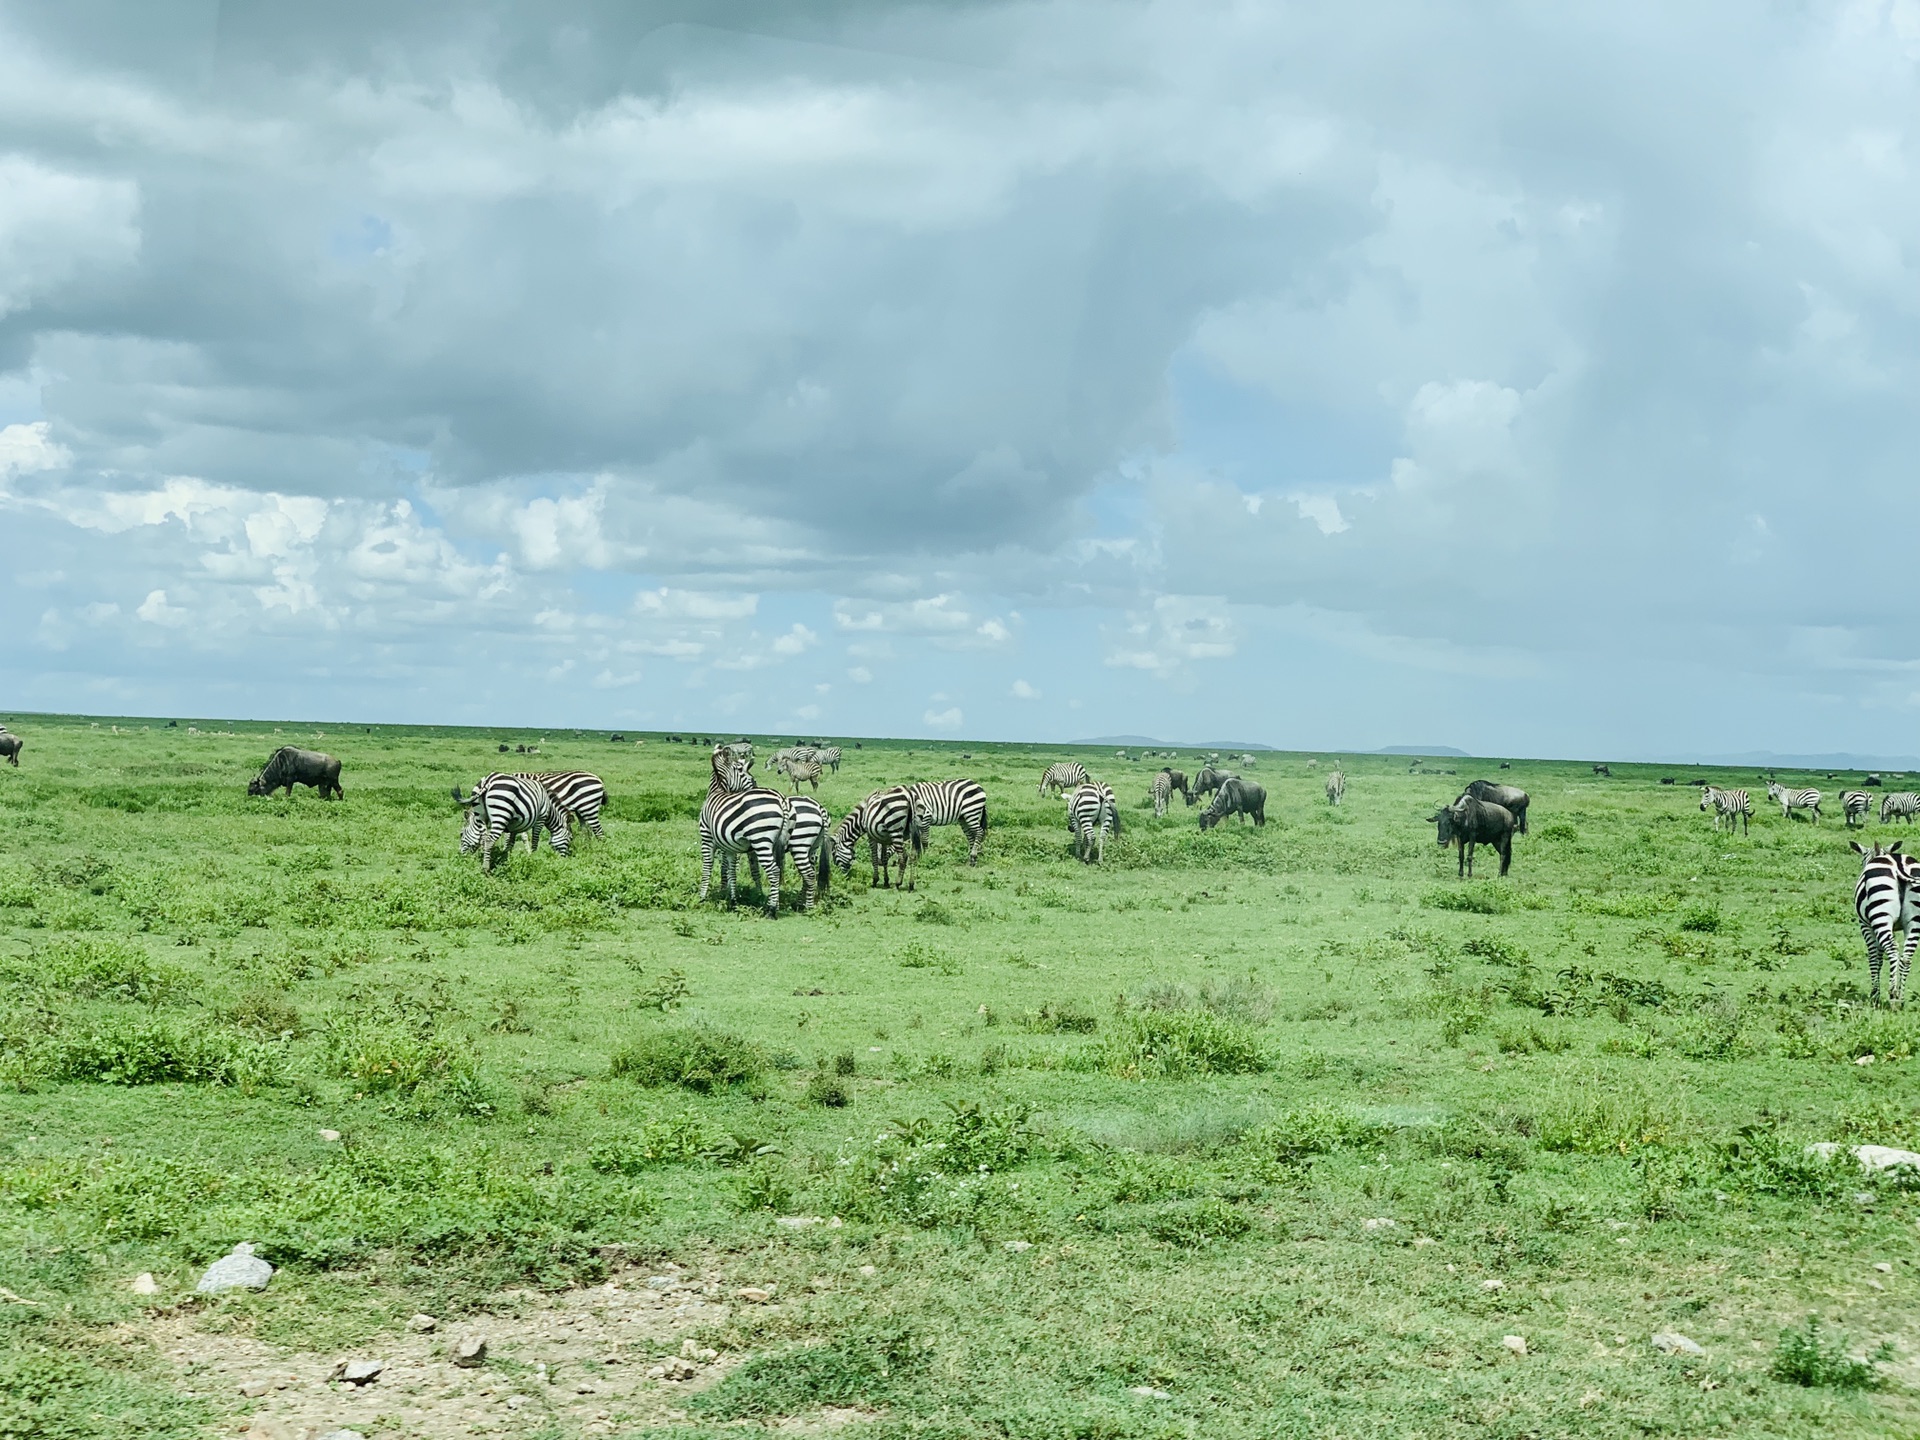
[1699,781,1920,834]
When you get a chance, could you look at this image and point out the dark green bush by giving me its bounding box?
[610,1026,764,1092]
[1019,1001,1098,1034]
[1141,1195,1251,1245]
[693,1326,925,1419]
[1770,1316,1890,1389]
[1243,1105,1391,1165]
[1423,886,1511,914]
[1098,1010,1268,1078]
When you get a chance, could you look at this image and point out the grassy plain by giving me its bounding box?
[1,714,1917,1439]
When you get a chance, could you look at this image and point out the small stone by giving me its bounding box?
[407,1312,437,1333]
[452,1336,488,1368]
[239,1379,271,1398]
[736,1287,772,1303]
[1651,1332,1705,1357]
[1481,1279,1504,1291]
[131,1273,159,1295]
[1808,1142,1920,1174]
[316,1432,366,1440]
[645,1275,677,1291]
[1502,1335,1528,1356]
[1874,1262,1893,1273]
[319,1129,342,1142]
[328,1358,385,1386]
[1856,1053,1876,1065]
[575,1383,596,1394]
[1003,1241,1033,1252]
[859,1265,878,1277]
[195,1244,274,1294]
[661,1357,697,1380]
[1128,1385,1172,1399]
[506,1395,528,1410]
[1363,1217,1396,1231]
[1411,1236,1436,1247]
[775,1216,822,1228]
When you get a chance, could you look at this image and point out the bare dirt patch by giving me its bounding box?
[140,1263,759,1439]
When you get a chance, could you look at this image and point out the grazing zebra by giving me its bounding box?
[698,746,792,916]
[1767,782,1822,822]
[527,771,608,840]
[1852,840,1917,1006]
[1325,768,1346,806]
[1842,790,1872,827]
[1038,760,1090,797]
[906,778,989,864]
[1882,793,1920,825]
[775,756,824,793]
[775,795,832,912]
[1150,770,1177,817]
[830,786,927,890]
[815,746,842,774]
[1699,785,1752,835]
[1067,782,1120,863]
[455,774,570,873]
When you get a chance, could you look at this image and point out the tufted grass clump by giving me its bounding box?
[1770,1315,1891,1389]
[610,1025,764,1092]
[1094,1009,1269,1079]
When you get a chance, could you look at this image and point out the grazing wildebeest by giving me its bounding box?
[1199,777,1266,829]
[247,746,343,800]
[1866,773,1884,787]
[1191,766,1235,801]
[1498,761,1511,770]
[0,730,21,767]
[1591,764,1612,777]
[1463,780,1529,835]
[1432,795,1515,878]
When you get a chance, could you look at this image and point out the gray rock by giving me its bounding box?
[195,1244,274,1294]
[316,1431,367,1440]
[1808,1142,1920,1173]
[406,1313,437,1333]
[1651,1331,1704,1356]
[328,1358,384,1385]
[452,1335,488,1368]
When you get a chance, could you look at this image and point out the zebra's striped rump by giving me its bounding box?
[1151,770,1173,818]
[1038,761,1089,797]
[1842,790,1871,827]
[1699,785,1752,834]
[456,773,570,872]
[906,778,988,864]
[1325,768,1346,806]
[1852,839,1916,1006]
[1067,782,1119,863]
[774,796,832,912]
[830,786,925,889]
[527,771,608,839]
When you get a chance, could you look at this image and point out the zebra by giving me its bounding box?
[1151,770,1174,817]
[455,774,570,873]
[815,746,842,773]
[527,771,608,840]
[698,746,792,916]
[774,795,832,912]
[1852,840,1917,1006]
[773,745,816,771]
[1841,790,1872,827]
[1699,784,1752,835]
[1766,782,1821,822]
[906,778,989,864]
[1325,767,1346,806]
[1038,760,1090,797]
[829,786,928,890]
[1067,782,1120,863]
[774,756,824,793]
[1882,793,1920,825]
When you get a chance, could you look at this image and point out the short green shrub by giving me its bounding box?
[585,1115,712,1174]
[1678,903,1724,934]
[610,1026,764,1092]
[1423,886,1511,914]
[1140,1195,1251,1246]
[1019,1001,1098,1034]
[6,936,187,1003]
[1461,935,1528,966]
[321,1000,474,1099]
[1770,1315,1891,1389]
[1243,1105,1390,1165]
[6,1017,284,1089]
[805,1071,852,1107]
[225,988,304,1036]
[693,1327,925,1419]
[1098,1010,1268,1079]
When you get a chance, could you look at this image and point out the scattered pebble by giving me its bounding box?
[1128,1385,1172,1399]
[1874,1262,1893,1274]
[1481,1279,1504,1292]
[243,1421,292,1440]
[1502,1335,1528,1356]
[131,1273,159,1295]
[238,1379,271,1398]
[645,1276,677,1291]
[195,1244,274,1295]
[1003,1241,1033,1252]
[1808,1142,1920,1174]
[775,1216,823,1228]
[575,1383,596,1394]
[1411,1236,1436,1247]
[329,1358,385,1386]
[1651,1332,1705,1357]
[316,1431,366,1440]
[452,1335,488,1368]
[1363,1218,1396,1231]
[858,1265,878,1277]
[736,1287,773,1304]
[506,1395,528,1410]
[648,1357,698,1381]
[1856,1054,1876,1066]
[318,1129,341,1142]
[407,1313,438,1333]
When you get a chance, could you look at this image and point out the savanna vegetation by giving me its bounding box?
[0,714,1915,1438]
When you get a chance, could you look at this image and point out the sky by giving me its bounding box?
[4,1,1920,758]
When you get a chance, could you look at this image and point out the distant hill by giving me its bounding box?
[1664,750,1920,772]
[1075,735,1277,750]
[1375,745,1469,757]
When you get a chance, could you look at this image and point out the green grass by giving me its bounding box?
[0,716,1916,1436]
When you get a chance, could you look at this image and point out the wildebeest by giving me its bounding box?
[1866,773,1884,787]
[247,746,342,800]
[1591,764,1612,777]
[1199,777,1266,829]
[1463,779,1529,835]
[1431,795,1515,877]
[1498,761,1511,770]
[1191,766,1235,801]
[0,730,21,767]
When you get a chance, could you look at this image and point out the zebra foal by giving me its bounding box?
[830,786,927,890]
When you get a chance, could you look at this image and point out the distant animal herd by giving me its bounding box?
[0,723,1911,1004]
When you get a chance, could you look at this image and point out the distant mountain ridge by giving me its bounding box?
[1374,745,1469,757]
[1074,735,1277,750]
